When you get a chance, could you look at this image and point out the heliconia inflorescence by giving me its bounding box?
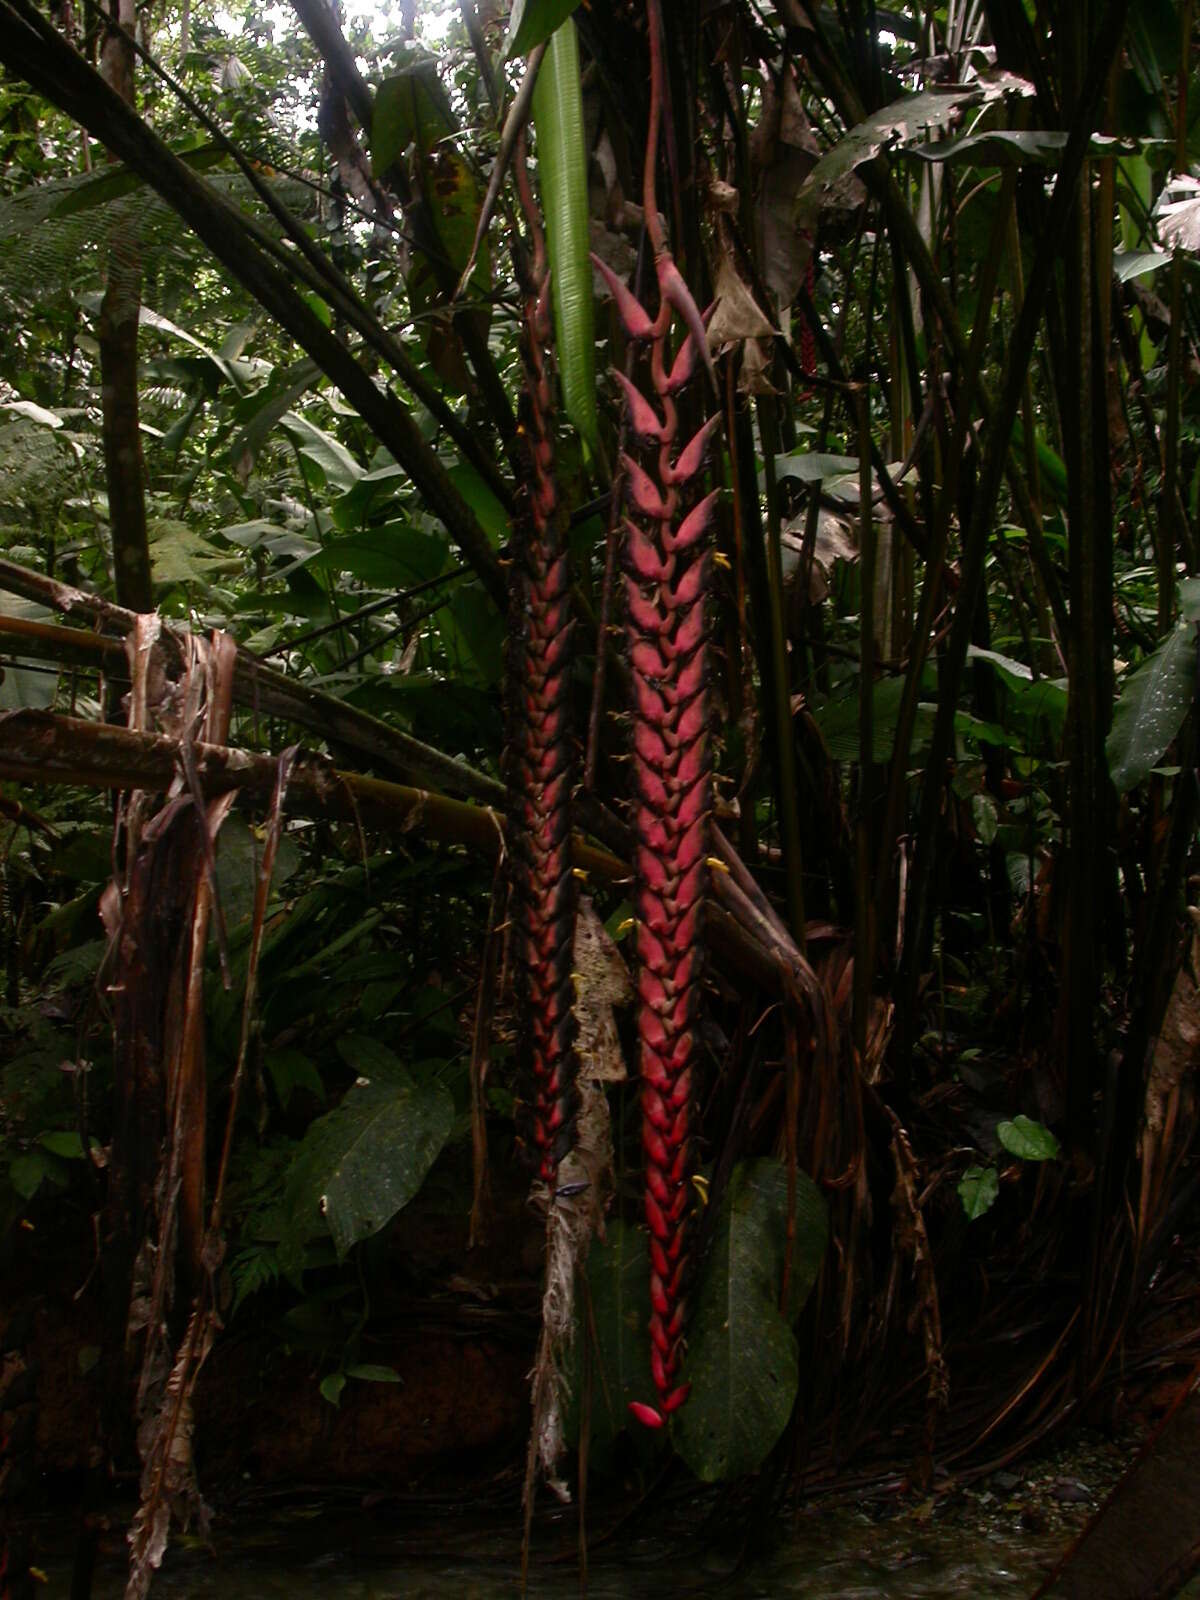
[506,170,579,1190]
[590,38,720,1415]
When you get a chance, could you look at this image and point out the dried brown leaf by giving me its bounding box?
[573,901,629,1086]
[706,253,775,352]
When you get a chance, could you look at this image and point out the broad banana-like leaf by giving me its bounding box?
[673,1159,827,1482]
[531,18,597,454]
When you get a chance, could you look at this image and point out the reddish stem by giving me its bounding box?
[506,142,578,1187]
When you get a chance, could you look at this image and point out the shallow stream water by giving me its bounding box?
[34,1430,1137,1600]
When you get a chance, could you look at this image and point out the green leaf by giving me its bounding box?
[966,643,1032,687]
[278,413,364,494]
[774,451,860,483]
[307,523,449,587]
[971,793,999,846]
[0,654,56,711]
[266,1050,325,1111]
[567,1220,656,1451]
[372,60,455,176]
[1106,623,1195,792]
[147,519,239,585]
[1113,249,1172,282]
[505,0,582,56]
[332,464,409,531]
[814,676,936,765]
[279,1073,453,1264]
[43,143,224,218]
[905,130,1160,169]
[373,60,489,315]
[138,305,220,357]
[221,520,317,564]
[444,580,505,687]
[997,1115,1061,1162]
[1010,421,1068,506]
[38,1130,89,1159]
[1179,576,1200,623]
[319,1372,346,1407]
[958,1164,999,1220]
[229,360,323,472]
[345,1363,402,1383]
[8,1151,48,1199]
[230,1244,281,1315]
[797,74,1034,214]
[956,712,1013,751]
[446,464,508,548]
[673,1159,826,1482]
[531,19,597,453]
[335,1034,411,1083]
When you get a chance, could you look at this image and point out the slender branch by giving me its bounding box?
[0,708,821,999]
[0,562,504,804]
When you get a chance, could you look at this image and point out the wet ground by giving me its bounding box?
[32,1427,1139,1599]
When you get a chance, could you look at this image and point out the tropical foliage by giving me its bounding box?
[1,0,1200,1590]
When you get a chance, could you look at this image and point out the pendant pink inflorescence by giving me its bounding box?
[508,213,579,1190]
[592,235,719,1424]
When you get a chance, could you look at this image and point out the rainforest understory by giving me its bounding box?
[4,0,1200,1597]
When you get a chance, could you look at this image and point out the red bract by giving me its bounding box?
[591,251,657,341]
[506,244,578,1189]
[615,250,719,1422]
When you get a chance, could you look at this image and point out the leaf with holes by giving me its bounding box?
[673,1159,826,1481]
[372,61,455,174]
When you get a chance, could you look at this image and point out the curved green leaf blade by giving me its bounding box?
[279,1071,453,1265]
[1106,622,1195,792]
[505,0,582,57]
[904,130,1158,169]
[531,19,597,454]
[278,413,364,495]
[797,73,1033,210]
[1113,249,1172,282]
[673,1159,827,1482]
